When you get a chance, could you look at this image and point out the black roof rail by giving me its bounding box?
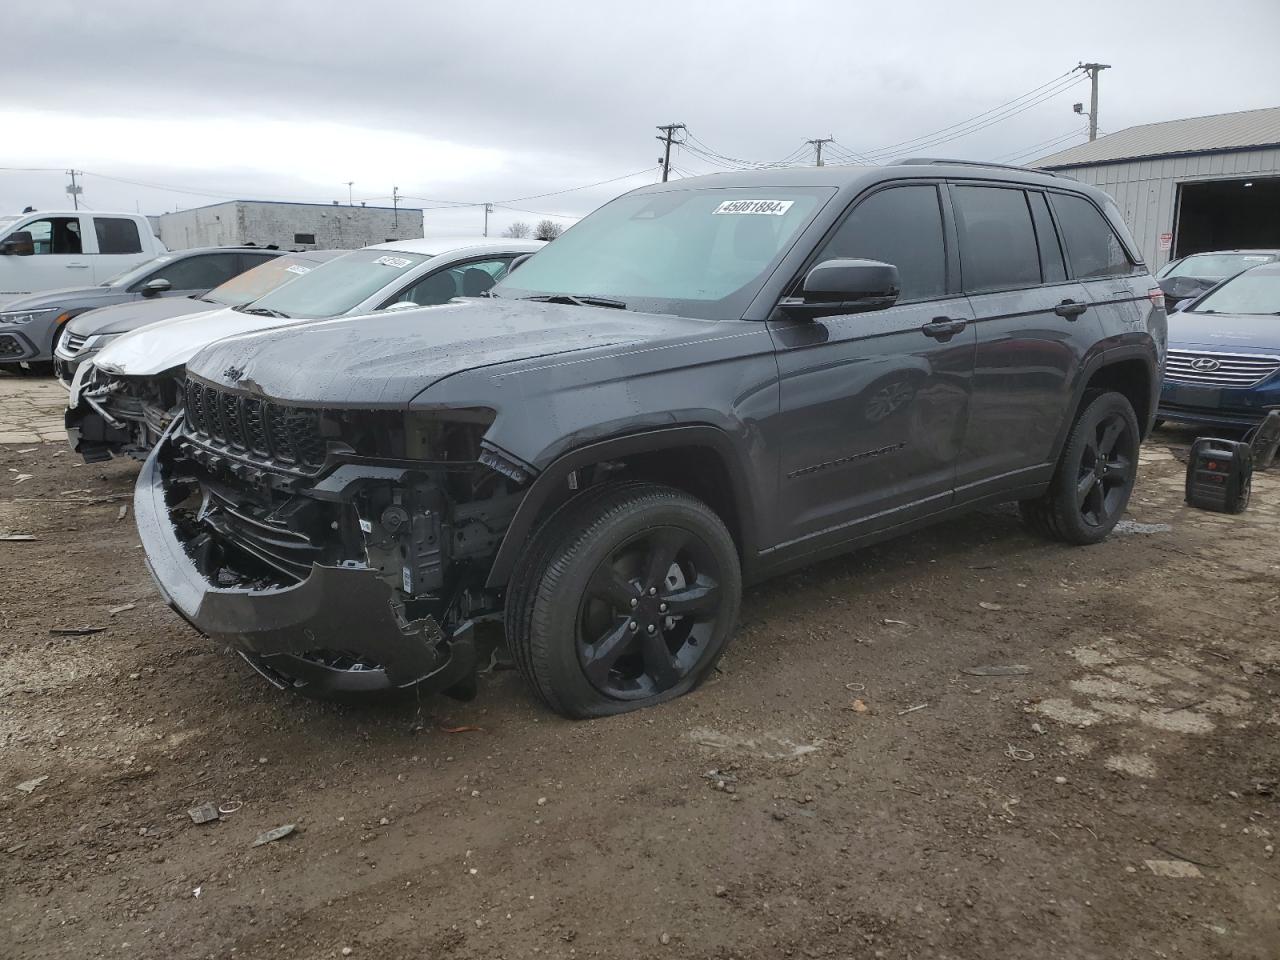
[899,158,1066,178]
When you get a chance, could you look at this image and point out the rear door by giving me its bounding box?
[1048,191,1150,326]
[950,183,1095,499]
[767,181,975,554]
[90,217,146,283]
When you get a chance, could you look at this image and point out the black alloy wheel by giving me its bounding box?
[577,525,724,700]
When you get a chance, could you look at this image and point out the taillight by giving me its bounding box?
[1148,287,1165,307]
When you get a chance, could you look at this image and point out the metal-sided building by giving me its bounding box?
[156,200,423,252]
[1037,106,1280,271]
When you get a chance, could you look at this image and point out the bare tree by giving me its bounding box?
[503,221,532,239]
[534,219,564,241]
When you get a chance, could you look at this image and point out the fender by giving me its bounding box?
[1049,339,1160,463]
[483,425,759,590]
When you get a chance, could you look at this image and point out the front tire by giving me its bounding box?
[1020,390,1140,545]
[507,483,742,718]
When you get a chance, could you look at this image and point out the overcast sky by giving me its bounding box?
[3,0,1278,237]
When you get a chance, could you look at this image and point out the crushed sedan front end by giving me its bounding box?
[66,364,181,463]
[133,374,528,699]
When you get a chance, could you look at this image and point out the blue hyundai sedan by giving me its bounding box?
[1158,261,1280,428]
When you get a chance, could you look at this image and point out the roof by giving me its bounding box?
[365,236,545,255]
[642,160,1069,192]
[1038,106,1280,168]
[156,199,422,215]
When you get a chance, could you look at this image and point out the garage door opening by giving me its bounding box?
[1175,176,1280,258]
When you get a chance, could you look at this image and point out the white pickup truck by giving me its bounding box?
[0,210,166,307]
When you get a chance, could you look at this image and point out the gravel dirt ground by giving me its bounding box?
[2,373,1278,960]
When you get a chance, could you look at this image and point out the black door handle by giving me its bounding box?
[1054,299,1088,319]
[921,317,968,341]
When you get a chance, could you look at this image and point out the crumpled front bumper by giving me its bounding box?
[134,433,476,697]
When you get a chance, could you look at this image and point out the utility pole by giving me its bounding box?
[392,186,399,230]
[65,169,82,210]
[483,202,493,237]
[1077,62,1111,140]
[655,123,686,182]
[345,181,354,205]
[806,137,835,167]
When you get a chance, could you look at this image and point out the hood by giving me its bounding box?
[0,284,115,311]
[94,305,300,377]
[187,298,720,407]
[66,295,217,337]
[1168,310,1280,355]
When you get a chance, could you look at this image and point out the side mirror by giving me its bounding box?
[778,258,900,319]
[1,231,34,256]
[508,253,534,273]
[382,301,419,312]
[141,277,172,297]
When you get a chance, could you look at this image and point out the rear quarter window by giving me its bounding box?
[1048,193,1135,279]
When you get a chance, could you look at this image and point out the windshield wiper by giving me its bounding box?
[236,305,291,318]
[520,294,627,310]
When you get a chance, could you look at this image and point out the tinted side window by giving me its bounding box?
[393,257,513,307]
[94,218,142,254]
[1028,192,1067,283]
[149,253,244,290]
[1048,193,1134,279]
[952,186,1041,293]
[814,185,947,302]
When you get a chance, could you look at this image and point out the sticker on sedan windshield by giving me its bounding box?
[374,255,414,268]
[713,199,794,216]
[285,265,311,275]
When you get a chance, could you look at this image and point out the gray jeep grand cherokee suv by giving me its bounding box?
[135,161,1165,717]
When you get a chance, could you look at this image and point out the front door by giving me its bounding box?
[766,182,975,557]
[4,215,92,295]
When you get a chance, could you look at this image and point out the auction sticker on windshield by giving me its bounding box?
[285,265,311,275]
[374,256,414,268]
[713,199,794,216]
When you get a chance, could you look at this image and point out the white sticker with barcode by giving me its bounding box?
[713,199,794,216]
[375,255,413,268]
[358,518,372,534]
[285,264,311,275]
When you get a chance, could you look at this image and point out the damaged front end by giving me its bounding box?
[67,365,182,463]
[134,375,531,699]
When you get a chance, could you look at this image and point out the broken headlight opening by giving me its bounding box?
[158,392,525,695]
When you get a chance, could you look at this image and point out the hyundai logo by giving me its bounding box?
[1190,357,1221,372]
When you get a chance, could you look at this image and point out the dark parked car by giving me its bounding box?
[0,246,283,372]
[135,161,1164,717]
[1155,249,1279,312]
[1158,261,1280,428]
[53,249,345,383]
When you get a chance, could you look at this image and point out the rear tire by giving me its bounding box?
[507,482,741,718]
[1020,390,1140,545]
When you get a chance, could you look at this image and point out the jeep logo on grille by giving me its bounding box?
[1190,357,1221,372]
[223,365,246,382]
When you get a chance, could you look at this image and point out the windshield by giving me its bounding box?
[242,248,431,318]
[1161,252,1277,280]
[493,187,833,319]
[101,254,171,288]
[208,254,319,307]
[1190,265,1280,315]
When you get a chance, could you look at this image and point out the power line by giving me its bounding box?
[495,167,657,204]
[856,74,1087,160]
[851,69,1080,159]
